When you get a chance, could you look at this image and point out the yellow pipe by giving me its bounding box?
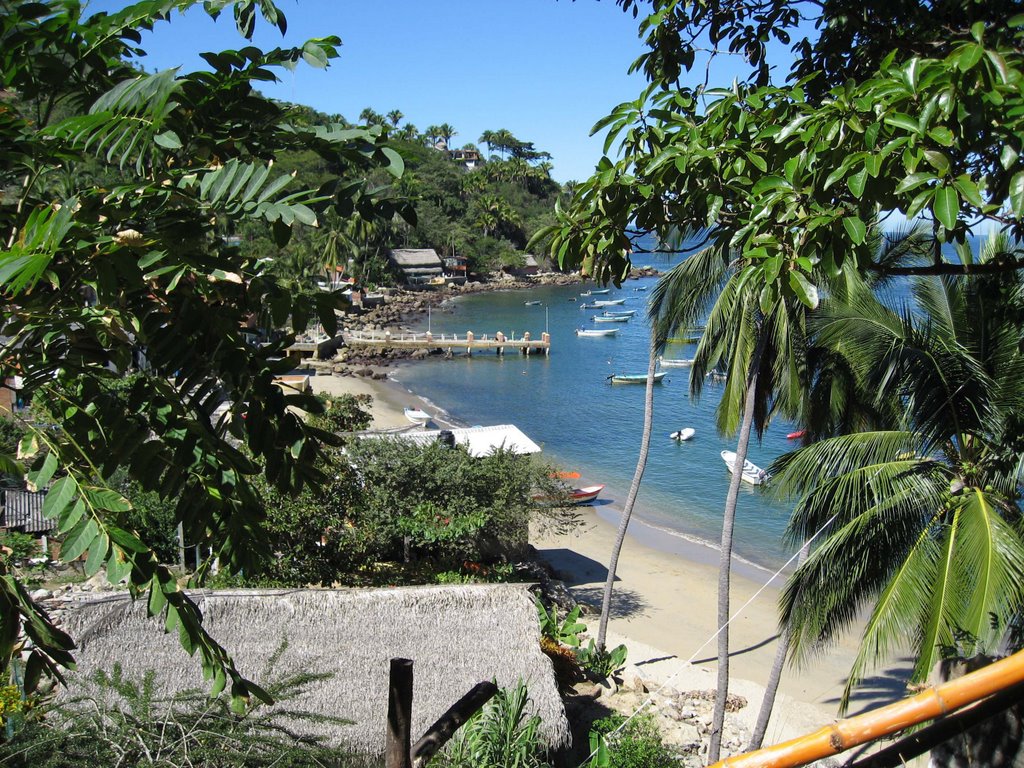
[708,648,1024,768]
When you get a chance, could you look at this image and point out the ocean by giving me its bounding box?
[393,257,802,572]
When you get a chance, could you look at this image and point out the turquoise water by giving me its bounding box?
[394,269,802,571]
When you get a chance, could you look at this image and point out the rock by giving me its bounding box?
[620,664,648,693]
[668,722,702,747]
[595,676,619,698]
[30,589,50,601]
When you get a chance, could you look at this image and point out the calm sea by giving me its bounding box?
[394,254,802,571]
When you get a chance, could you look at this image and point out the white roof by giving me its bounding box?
[366,424,541,457]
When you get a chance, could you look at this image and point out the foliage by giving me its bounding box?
[588,714,679,768]
[0,663,374,768]
[430,681,549,768]
[535,598,587,648]
[0,533,39,566]
[576,640,628,681]
[0,0,413,708]
[773,249,1024,711]
[307,393,373,434]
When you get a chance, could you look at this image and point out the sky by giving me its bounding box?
[85,0,670,183]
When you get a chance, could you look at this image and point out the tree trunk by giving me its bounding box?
[747,542,810,751]
[597,334,658,651]
[708,333,766,763]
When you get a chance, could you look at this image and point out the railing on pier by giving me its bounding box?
[343,329,551,355]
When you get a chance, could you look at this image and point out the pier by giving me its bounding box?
[343,329,551,356]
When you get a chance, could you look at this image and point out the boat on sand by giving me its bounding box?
[403,406,431,424]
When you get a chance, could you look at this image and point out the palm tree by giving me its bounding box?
[597,332,659,650]
[772,235,1024,713]
[386,109,403,127]
[650,243,807,761]
[478,130,495,157]
[436,123,457,147]
[359,107,384,126]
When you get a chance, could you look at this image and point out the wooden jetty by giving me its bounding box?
[343,329,551,356]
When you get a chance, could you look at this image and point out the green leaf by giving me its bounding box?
[106,549,132,585]
[789,270,820,309]
[83,486,132,512]
[895,172,934,195]
[884,113,920,133]
[154,130,182,149]
[381,147,404,179]
[847,166,868,199]
[26,452,58,491]
[1010,172,1024,217]
[58,499,86,534]
[952,175,985,208]
[61,518,99,562]
[84,533,109,577]
[42,476,77,519]
[843,216,867,245]
[148,580,168,616]
[1001,145,1019,171]
[933,186,959,229]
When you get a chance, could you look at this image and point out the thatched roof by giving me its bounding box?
[388,249,443,269]
[60,584,569,754]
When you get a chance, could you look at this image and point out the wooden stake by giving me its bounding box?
[385,658,414,768]
[412,680,498,767]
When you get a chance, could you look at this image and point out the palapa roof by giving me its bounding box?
[388,249,443,269]
[367,424,542,457]
[59,584,569,754]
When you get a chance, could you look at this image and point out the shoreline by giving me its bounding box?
[308,370,909,746]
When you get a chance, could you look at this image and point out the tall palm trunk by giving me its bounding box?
[708,330,766,763]
[597,334,658,650]
[747,542,810,750]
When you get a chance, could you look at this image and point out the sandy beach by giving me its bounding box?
[309,370,909,748]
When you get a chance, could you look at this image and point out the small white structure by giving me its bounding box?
[365,424,541,457]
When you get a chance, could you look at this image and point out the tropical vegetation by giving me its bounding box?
[535,0,1024,761]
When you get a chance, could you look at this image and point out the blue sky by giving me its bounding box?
[85,0,667,182]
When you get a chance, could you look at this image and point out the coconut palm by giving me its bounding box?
[436,122,457,147]
[386,109,403,127]
[772,235,1024,713]
[649,243,807,760]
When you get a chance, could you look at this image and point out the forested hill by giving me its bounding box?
[250,103,567,287]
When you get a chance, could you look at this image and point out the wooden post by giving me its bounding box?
[412,681,498,768]
[385,658,414,768]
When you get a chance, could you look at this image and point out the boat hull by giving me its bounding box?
[670,428,695,441]
[570,484,605,504]
[610,371,667,384]
[576,328,619,337]
[720,450,767,485]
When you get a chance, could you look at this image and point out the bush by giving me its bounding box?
[0,663,375,767]
[589,714,679,768]
[0,531,39,564]
[576,640,628,682]
[430,682,549,768]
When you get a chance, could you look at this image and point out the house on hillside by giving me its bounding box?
[60,585,571,755]
[388,249,444,286]
[503,254,541,277]
[1,488,55,557]
[450,148,481,170]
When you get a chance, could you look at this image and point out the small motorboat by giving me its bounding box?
[609,371,667,384]
[590,289,611,295]
[577,328,619,337]
[593,315,629,323]
[659,356,694,368]
[720,450,768,485]
[570,484,605,504]
[603,309,636,317]
[403,406,431,424]
[579,303,603,310]
[593,298,627,307]
[787,429,807,440]
[567,297,577,302]
[633,286,648,291]
[670,428,696,441]
[524,300,542,306]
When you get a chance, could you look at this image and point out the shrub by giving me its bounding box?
[430,682,549,768]
[0,663,375,767]
[576,640,628,681]
[589,714,679,768]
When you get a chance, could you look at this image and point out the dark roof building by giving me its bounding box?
[1,489,54,534]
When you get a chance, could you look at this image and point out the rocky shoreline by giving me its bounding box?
[325,267,660,375]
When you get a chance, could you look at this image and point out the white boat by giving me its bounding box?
[570,484,605,504]
[524,300,541,306]
[609,371,667,384]
[633,286,648,291]
[403,406,431,424]
[576,328,619,337]
[720,450,768,485]
[603,310,636,317]
[593,299,627,307]
[670,428,695,441]
[659,356,694,368]
[593,315,629,323]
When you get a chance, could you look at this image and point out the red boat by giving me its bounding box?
[570,484,605,505]
[787,429,807,440]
